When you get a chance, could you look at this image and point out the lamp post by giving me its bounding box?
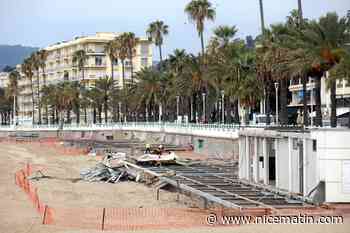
[274,82,279,125]
[202,93,206,123]
[310,78,314,127]
[221,90,225,124]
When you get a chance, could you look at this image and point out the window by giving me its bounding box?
[312,140,317,152]
[63,71,69,81]
[141,44,149,55]
[346,81,350,87]
[293,138,299,150]
[337,80,343,88]
[95,57,103,66]
[141,58,148,67]
[113,59,118,65]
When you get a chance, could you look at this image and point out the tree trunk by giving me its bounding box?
[55,108,59,124]
[302,74,309,127]
[111,61,117,122]
[200,31,205,57]
[51,107,55,125]
[30,77,35,125]
[348,107,350,129]
[111,59,114,81]
[280,79,288,125]
[130,55,134,84]
[259,0,265,33]
[104,99,108,123]
[122,60,125,86]
[75,105,80,124]
[66,109,71,124]
[37,70,41,124]
[234,99,240,124]
[266,90,271,125]
[43,68,48,124]
[98,106,102,123]
[82,68,87,124]
[314,75,323,126]
[93,107,96,124]
[159,45,163,64]
[330,79,337,128]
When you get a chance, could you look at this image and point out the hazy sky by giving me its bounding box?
[0,0,349,59]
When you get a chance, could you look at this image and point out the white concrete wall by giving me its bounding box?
[304,138,318,196]
[311,129,350,202]
[277,139,289,191]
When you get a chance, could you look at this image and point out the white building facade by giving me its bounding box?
[239,128,350,203]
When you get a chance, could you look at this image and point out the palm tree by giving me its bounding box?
[294,13,349,127]
[0,88,12,125]
[147,20,169,63]
[21,57,36,125]
[94,77,115,123]
[37,49,48,124]
[125,32,139,84]
[115,34,129,87]
[104,39,119,121]
[6,70,21,124]
[41,82,76,128]
[104,40,118,81]
[72,49,88,123]
[212,25,237,47]
[185,0,216,57]
[31,52,42,124]
[72,49,88,82]
[134,68,164,121]
[330,53,350,127]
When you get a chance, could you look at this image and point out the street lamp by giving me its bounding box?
[274,82,279,125]
[202,93,206,123]
[221,90,225,124]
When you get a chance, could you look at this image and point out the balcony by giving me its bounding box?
[288,82,316,92]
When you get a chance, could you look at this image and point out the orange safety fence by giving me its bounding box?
[14,163,216,231]
[3,137,89,156]
[16,163,348,231]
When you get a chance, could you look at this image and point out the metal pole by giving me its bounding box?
[176,96,179,120]
[311,80,314,127]
[221,92,225,124]
[13,94,16,126]
[275,83,279,125]
[202,93,206,122]
[118,102,122,122]
[159,104,162,123]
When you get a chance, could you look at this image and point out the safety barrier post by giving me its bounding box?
[101,207,106,231]
[42,205,48,224]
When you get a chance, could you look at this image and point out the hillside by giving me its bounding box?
[0,45,38,71]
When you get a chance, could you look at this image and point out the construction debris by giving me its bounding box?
[136,152,178,165]
[80,153,141,183]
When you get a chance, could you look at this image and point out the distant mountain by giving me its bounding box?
[0,45,38,71]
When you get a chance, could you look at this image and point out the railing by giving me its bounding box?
[0,122,248,139]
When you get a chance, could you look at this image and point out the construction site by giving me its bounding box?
[1,128,350,233]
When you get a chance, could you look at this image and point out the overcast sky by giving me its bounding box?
[0,0,349,59]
